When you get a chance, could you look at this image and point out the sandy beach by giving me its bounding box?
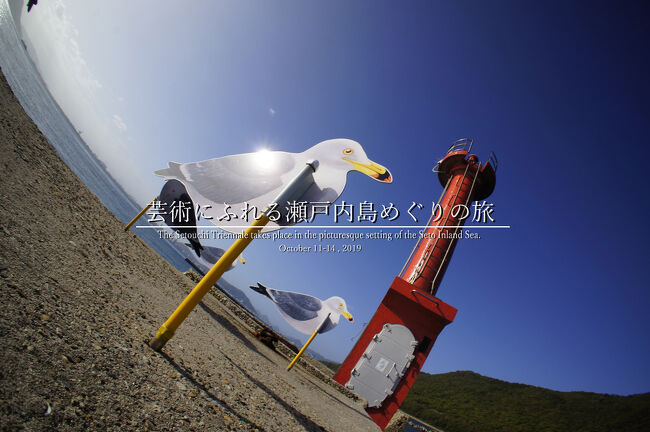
[0,69,389,431]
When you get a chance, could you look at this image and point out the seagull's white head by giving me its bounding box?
[325,296,354,323]
[305,139,392,184]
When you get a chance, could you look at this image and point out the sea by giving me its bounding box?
[0,0,190,272]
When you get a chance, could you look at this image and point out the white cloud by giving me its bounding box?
[19,1,158,204]
[269,108,276,117]
[22,0,102,100]
[112,114,127,132]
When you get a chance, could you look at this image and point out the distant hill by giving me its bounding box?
[215,278,260,317]
[402,371,650,432]
[317,365,650,432]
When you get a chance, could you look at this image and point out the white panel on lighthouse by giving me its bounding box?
[345,323,418,408]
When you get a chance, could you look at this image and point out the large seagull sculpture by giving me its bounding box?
[154,139,392,232]
[148,138,391,352]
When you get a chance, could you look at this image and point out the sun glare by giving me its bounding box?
[252,148,276,171]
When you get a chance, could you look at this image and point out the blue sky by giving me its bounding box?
[16,0,649,395]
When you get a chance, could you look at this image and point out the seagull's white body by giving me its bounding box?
[155,139,391,233]
[251,282,353,335]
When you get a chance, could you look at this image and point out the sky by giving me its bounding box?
[14,0,650,395]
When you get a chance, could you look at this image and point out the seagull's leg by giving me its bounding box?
[124,197,158,231]
[287,313,331,371]
[150,213,271,351]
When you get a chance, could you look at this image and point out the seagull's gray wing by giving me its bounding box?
[159,179,199,231]
[155,151,296,204]
[268,289,322,322]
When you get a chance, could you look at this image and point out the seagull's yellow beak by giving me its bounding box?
[238,255,246,264]
[338,307,354,322]
[342,158,392,183]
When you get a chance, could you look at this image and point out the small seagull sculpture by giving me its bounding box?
[250,282,353,370]
[250,282,353,335]
[154,139,392,232]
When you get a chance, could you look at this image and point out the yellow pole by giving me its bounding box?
[287,313,330,371]
[149,214,270,351]
[124,197,158,231]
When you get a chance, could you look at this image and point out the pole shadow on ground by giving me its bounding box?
[219,350,328,432]
[197,300,274,364]
[159,351,266,431]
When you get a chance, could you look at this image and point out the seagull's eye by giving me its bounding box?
[339,303,343,307]
[343,148,354,155]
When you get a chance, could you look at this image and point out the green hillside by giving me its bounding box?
[319,363,650,432]
[402,371,650,432]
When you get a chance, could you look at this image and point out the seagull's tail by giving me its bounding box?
[249,282,271,298]
[154,162,183,179]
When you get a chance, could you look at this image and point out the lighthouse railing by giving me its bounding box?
[488,151,499,172]
[446,138,473,155]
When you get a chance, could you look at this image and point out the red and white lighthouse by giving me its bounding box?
[333,139,497,430]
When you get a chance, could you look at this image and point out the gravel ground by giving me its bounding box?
[0,69,385,432]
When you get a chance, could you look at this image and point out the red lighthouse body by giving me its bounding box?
[333,139,497,430]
